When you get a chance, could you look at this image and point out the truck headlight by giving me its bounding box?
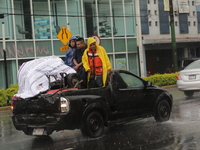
[60,97,70,113]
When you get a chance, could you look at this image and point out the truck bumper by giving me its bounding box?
[12,113,74,135]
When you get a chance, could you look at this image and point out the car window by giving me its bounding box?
[119,73,144,88]
[185,60,200,70]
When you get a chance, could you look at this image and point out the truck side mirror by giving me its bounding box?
[146,81,152,87]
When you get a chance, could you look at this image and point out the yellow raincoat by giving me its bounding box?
[82,37,112,87]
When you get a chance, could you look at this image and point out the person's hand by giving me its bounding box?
[108,68,113,73]
[74,65,79,70]
[87,69,91,72]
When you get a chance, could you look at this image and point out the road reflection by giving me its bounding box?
[31,136,55,150]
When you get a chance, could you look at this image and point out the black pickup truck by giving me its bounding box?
[11,69,173,138]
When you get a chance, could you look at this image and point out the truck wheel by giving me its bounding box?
[81,111,104,138]
[154,99,171,122]
[66,73,80,88]
[184,91,194,97]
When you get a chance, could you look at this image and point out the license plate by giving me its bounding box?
[189,75,196,80]
[33,128,44,135]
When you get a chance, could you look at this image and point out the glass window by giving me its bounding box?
[127,38,137,52]
[0,60,18,88]
[158,0,170,34]
[35,41,52,57]
[114,39,125,52]
[192,1,195,6]
[14,0,31,39]
[1,0,13,40]
[33,0,56,39]
[108,54,114,68]
[17,41,35,58]
[115,54,127,70]
[4,42,16,59]
[120,72,144,88]
[128,53,139,75]
[140,0,149,34]
[113,1,125,37]
[155,21,158,26]
[194,21,196,26]
[50,0,67,39]
[185,60,200,70]
[179,13,188,33]
[67,0,82,37]
[97,2,112,37]
[101,39,113,53]
[53,40,67,55]
[125,1,136,37]
[149,21,152,26]
[83,0,96,37]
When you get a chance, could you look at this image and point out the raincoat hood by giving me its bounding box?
[87,37,99,50]
[70,36,77,41]
[68,36,77,47]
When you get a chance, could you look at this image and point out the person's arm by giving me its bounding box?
[73,50,79,70]
[73,58,78,66]
[82,50,90,71]
[64,51,69,65]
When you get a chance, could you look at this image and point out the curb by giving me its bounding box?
[0,106,11,111]
[161,85,177,89]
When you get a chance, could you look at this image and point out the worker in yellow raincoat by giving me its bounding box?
[82,37,112,88]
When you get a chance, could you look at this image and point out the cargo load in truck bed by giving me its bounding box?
[15,55,76,99]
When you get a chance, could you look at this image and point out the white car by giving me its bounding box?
[176,59,200,97]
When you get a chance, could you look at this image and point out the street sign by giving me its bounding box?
[60,45,70,51]
[57,26,72,45]
[90,35,101,45]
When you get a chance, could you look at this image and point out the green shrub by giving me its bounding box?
[0,88,7,106]
[6,84,18,101]
[0,84,18,107]
[142,72,179,86]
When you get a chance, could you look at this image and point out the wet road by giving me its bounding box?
[1,88,200,150]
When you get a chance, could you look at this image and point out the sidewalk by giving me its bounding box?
[0,106,11,111]
[162,85,185,99]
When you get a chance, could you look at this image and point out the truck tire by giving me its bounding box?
[184,91,194,97]
[66,73,80,88]
[154,99,171,122]
[81,111,104,138]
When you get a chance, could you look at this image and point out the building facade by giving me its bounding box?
[140,0,200,74]
[0,0,139,89]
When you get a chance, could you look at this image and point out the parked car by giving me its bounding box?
[12,69,173,138]
[177,59,200,97]
[178,57,200,70]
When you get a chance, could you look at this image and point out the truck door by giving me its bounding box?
[110,71,145,117]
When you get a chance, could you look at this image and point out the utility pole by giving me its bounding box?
[169,0,178,72]
[1,14,8,89]
[135,0,145,77]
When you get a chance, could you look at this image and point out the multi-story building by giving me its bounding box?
[0,0,138,89]
[140,0,200,74]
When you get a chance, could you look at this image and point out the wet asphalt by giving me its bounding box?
[1,86,200,150]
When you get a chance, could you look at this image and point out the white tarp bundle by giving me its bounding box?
[15,55,76,99]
